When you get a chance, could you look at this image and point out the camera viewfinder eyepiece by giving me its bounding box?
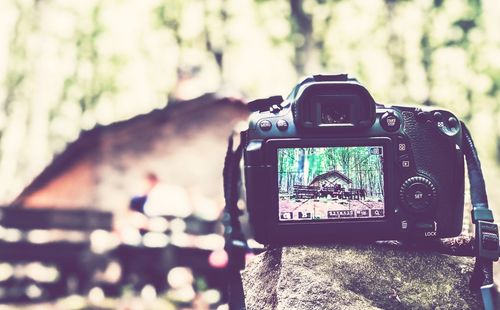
[291,75,376,130]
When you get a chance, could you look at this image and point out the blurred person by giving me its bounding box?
[129,172,159,214]
[117,172,193,239]
[127,172,193,220]
[115,173,159,235]
[142,176,192,218]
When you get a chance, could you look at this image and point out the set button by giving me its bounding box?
[399,176,437,212]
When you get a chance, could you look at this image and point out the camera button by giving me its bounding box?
[398,143,407,152]
[396,136,409,154]
[433,111,443,121]
[416,111,430,123]
[258,120,272,131]
[437,117,460,137]
[380,112,401,132]
[399,154,411,168]
[276,119,289,131]
[447,117,458,128]
[400,176,437,212]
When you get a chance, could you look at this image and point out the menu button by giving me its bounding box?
[258,120,272,131]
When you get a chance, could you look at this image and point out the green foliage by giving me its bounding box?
[0,0,500,203]
[278,147,384,196]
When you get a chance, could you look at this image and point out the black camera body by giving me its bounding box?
[244,74,465,244]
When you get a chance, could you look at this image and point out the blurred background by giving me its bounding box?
[0,0,499,309]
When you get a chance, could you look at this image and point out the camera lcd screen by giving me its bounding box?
[277,146,385,222]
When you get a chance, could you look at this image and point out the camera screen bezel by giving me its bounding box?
[262,137,397,241]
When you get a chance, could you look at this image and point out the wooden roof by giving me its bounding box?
[309,170,352,185]
[11,93,247,206]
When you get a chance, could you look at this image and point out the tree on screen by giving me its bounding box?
[279,147,383,198]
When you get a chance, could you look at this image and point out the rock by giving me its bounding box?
[242,243,482,309]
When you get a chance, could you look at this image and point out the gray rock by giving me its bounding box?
[242,243,482,310]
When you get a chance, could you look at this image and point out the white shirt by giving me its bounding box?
[143,183,192,218]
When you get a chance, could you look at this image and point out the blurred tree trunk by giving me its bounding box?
[290,0,313,76]
[0,1,33,200]
[204,0,228,77]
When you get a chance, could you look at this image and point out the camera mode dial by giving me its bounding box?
[400,176,437,212]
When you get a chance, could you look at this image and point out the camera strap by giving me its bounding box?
[222,123,499,310]
[223,130,250,310]
[461,122,499,309]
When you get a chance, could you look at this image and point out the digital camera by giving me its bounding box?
[244,74,465,244]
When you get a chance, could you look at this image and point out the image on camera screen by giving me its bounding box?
[277,146,385,222]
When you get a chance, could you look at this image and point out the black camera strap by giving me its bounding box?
[461,122,499,310]
[222,123,499,310]
[223,130,250,310]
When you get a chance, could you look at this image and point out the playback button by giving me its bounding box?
[399,154,411,169]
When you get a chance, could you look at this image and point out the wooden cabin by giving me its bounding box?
[309,170,352,189]
[12,94,249,214]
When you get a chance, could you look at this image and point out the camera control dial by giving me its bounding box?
[400,176,437,212]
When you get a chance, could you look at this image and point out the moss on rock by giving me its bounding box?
[242,243,481,309]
